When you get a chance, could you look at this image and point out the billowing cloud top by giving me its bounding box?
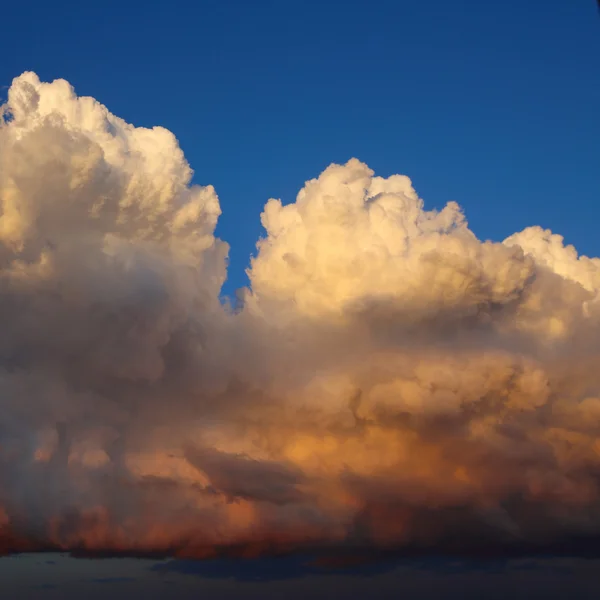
[1,72,600,559]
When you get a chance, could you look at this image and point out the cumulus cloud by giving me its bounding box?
[1,72,600,559]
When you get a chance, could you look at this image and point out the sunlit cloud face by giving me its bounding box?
[1,72,600,559]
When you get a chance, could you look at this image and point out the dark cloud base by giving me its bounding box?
[6,533,600,568]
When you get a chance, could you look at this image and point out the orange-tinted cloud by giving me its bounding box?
[1,72,600,559]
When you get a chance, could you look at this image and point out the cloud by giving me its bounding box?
[1,72,600,560]
[184,446,307,505]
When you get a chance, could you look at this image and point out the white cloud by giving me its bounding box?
[2,72,600,557]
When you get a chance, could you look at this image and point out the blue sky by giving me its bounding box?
[1,0,597,298]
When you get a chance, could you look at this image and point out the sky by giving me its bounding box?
[1,1,600,599]
[1,0,598,298]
